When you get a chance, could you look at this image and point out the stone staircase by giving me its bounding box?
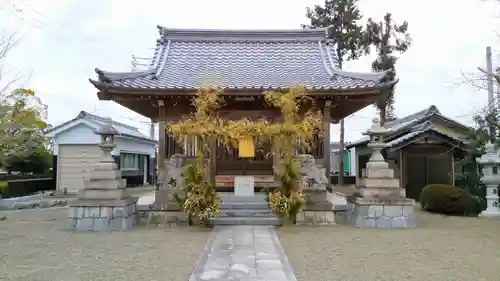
[210,193,282,226]
[215,175,275,192]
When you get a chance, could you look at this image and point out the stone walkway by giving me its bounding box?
[189,226,297,281]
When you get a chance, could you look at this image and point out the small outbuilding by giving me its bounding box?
[45,111,157,193]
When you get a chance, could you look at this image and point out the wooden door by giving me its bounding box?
[405,154,427,200]
[426,154,452,185]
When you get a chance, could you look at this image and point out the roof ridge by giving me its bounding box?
[79,111,140,131]
[95,68,155,83]
[157,25,329,42]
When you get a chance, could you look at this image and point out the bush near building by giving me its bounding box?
[420,184,483,216]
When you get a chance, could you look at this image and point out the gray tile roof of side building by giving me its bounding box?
[45,111,157,144]
[346,105,471,149]
[89,26,395,92]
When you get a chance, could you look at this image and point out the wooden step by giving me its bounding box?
[215,175,276,192]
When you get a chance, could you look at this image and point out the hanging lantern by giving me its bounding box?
[238,136,255,158]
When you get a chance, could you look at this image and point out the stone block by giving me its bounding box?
[363,217,376,228]
[89,169,122,180]
[100,206,112,218]
[406,215,417,228]
[93,217,111,231]
[78,189,126,201]
[383,205,403,217]
[375,217,390,228]
[347,201,417,228]
[363,177,400,189]
[364,168,394,178]
[75,218,94,231]
[84,206,101,218]
[402,205,414,216]
[67,218,77,229]
[390,217,407,228]
[109,217,122,231]
[368,205,383,218]
[121,216,134,231]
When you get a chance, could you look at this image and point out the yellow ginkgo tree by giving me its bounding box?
[167,86,323,224]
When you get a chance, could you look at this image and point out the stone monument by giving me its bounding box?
[476,142,500,218]
[67,119,138,231]
[347,118,416,228]
[234,176,255,196]
[296,154,335,225]
[153,154,187,221]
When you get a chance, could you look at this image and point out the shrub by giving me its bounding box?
[180,155,220,226]
[0,181,8,198]
[420,184,483,216]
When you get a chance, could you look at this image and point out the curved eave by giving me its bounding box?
[89,79,397,96]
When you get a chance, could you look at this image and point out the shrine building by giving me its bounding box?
[89,26,395,190]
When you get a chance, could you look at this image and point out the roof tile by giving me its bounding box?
[91,27,390,91]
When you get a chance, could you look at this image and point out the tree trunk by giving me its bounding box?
[379,106,386,127]
[338,119,345,185]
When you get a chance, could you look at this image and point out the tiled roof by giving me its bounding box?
[346,105,470,149]
[46,111,157,144]
[89,26,392,92]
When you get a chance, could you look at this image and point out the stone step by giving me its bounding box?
[219,194,267,203]
[221,202,269,210]
[219,209,272,217]
[210,216,282,226]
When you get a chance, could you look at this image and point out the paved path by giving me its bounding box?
[189,226,297,281]
[136,191,156,206]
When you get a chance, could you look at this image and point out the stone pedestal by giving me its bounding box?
[347,118,416,229]
[347,198,415,228]
[296,188,335,225]
[234,176,255,196]
[67,120,138,231]
[477,142,500,218]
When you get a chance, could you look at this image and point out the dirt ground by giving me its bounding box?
[0,208,210,281]
[278,209,500,281]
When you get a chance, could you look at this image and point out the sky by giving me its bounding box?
[0,0,499,142]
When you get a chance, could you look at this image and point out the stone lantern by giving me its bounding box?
[67,118,138,231]
[476,142,500,218]
[346,117,416,228]
[95,118,118,165]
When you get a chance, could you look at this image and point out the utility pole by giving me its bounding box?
[486,46,494,112]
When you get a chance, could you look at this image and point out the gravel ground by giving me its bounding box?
[0,208,210,281]
[278,209,500,281]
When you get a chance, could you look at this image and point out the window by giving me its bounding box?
[120,153,140,170]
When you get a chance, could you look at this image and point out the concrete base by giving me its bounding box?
[298,188,336,225]
[347,198,416,228]
[67,198,138,231]
[153,189,182,210]
[479,210,500,218]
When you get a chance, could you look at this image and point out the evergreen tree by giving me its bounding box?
[365,13,411,125]
[303,0,369,185]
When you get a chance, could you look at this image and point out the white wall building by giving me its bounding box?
[45,111,157,193]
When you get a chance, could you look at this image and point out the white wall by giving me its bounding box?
[52,123,100,154]
[115,137,156,157]
[52,123,156,157]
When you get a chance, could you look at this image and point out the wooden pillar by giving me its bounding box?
[451,151,455,186]
[158,107,166,185]
[323,101,331,187]
[209,137,216,186]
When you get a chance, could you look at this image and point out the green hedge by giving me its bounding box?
[0,178,54,199]
[420,184,483,216]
